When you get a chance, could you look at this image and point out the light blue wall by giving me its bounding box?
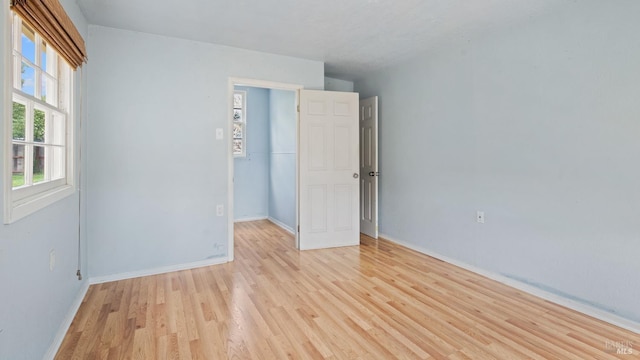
[0,1,89,358]
[268,90,297,231]
[355,0,640,323]
[234,86,270,220]
[324,76,354,92]
[233,88,297,231]
[86,26,323,278]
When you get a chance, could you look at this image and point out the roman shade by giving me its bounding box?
[10,0,87,69]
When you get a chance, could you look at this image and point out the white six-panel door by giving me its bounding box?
[360,96,379,238]
[299,90,360,250]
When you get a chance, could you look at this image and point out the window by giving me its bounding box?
[233,90,246,157]
[5,13,74,223]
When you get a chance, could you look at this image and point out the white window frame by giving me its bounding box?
[3,12,75,224]
[232,90,247,158]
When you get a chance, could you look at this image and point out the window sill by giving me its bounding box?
[4,184,75,224]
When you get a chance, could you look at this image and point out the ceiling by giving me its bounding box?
[76,0,558,81]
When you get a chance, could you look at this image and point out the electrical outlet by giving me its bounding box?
[476,211,485,224]
[216,204,224,216]
[49,250,56,271]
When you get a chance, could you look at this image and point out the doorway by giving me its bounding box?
[227,79,302,261]
[233,85,296,228]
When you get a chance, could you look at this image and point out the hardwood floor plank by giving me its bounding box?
[56,220,640,359]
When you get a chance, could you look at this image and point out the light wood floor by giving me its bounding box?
[56,220,639,359]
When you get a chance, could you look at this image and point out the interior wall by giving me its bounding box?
[0,1,89,358]
[86,26,323,278]
[324,76,354,92]
[268,90,297,231]
[233,87,297,231]
[233,86,270,220]
[355,0,640,323]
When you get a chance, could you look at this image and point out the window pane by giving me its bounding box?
[51,146,65,180]
[233,93,243,109]
[21,62,35,96]
[233,109,243,122]
[42,74,57,105]
[41,40,47,70]
[233,140,243,155]
[33,146,45,183]
[51,113,65,145]
[12,102,26,140]
[233,123,243,139]
[12,144,25,188]
[42,41,57,77]
[34,108,46,143]
[21,23,36,64]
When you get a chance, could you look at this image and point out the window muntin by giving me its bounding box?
[233,91,246,157]
[6,13,73,220]
[12,96,66,188]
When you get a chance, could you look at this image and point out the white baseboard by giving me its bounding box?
[267,217,295,234]
[43,280,90,360]
[89,257,228,285]
[378,233,640,335]
[44,257,229,358]
[234,216,268,223]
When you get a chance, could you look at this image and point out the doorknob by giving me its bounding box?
[353,173,359,179]
[368,171,380,177]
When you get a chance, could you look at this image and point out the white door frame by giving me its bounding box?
[227,78,303,261]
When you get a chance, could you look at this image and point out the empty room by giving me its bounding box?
[1,0,639,359]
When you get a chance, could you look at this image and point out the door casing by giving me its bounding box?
[227,78,302,261]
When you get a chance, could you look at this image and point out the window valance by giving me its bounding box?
[10,0,87,68]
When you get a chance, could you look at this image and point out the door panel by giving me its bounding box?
[309,185,327,232]
[299,90,360,250]
[334,125,352,170]
[360,96,378,238]
[309,125,327,170]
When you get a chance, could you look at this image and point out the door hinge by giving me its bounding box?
[297,105,300,113]
[298,225,300,232]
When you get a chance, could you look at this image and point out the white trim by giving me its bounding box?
[44,256,228,358]
[231,78,304,91]
[4,14,76,224]
[12,172,67,201]
[227,78,303,262]
[89,257,228,285]
[43,281,90,360]
[379,233,640,335]
[45,256,227,358]
[295,90,300,249]
[268,217,295,234]
[9,184,74,222]
[234,216,268,223]
[3,5,13,224]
